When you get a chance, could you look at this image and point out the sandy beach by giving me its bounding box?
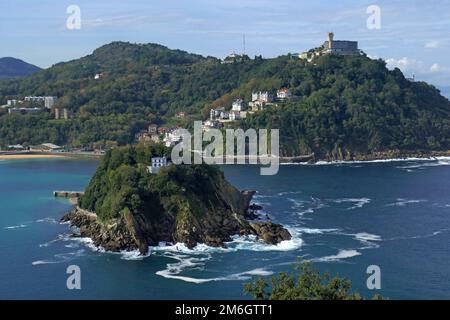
[0,153,69,160]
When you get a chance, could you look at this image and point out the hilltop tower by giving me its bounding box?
[327,32,334,49]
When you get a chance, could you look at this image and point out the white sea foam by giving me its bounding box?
[396,158,450,171]
[283,157,450,166]
[4,224,27,230]
[277,191,302,196]
[36,217,58,224]
[71,237,106,253]
[352,232,382,249]
[117,249,151,260]
[151,242,233,254]
[312,249,362,262]
[227,234,303,252]
[151,230,304,255]
[287,198,327,216]
[152,227,302,283]
[297,227,341,235]
[156,253,274,284]
[386,228,450,241]
[332,198,371,210]
[386,198,427,207]
[354,232,382,242]
[32,249,85,266]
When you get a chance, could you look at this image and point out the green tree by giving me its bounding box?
[244,262,383,300]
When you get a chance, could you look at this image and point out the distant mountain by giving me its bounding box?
[0,57,42,79]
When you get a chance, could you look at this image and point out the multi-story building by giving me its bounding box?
[147,157,168,174]
[299,33,361,63]
[164,129,183,147]
[8,107,42,115]
[277,88,292,100]
[322,32,359,56]
[229,110,241,121]
[23,96,58,109]
[251,91,272,103]
[232,98,245,112]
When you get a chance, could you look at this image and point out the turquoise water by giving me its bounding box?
[0,158,450,299]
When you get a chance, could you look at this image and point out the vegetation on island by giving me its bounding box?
[69,144,290,252]
[244,262,383,300]
[1,41,450,158]
[78,144,221,223]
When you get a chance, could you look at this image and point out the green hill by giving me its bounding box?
[0,41,449,158]
[63,145,291,253]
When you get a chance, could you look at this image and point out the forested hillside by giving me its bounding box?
[1,41,449,157]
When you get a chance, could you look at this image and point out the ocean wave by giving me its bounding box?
[117,249,151,260]
[68,237,106,253]
[287,197,370,214]
[277,191,303,196]
[385,228,450,241]
[396,158,450,171]
[3,224,27,230]
[36,217,58,224]
[297,227,341,235]
[32,249,85,266]
[152,242,233,255]
[386,198,427,207]
[151,229,304,255]
[282,157,450,166]
[311,249,362,263]
[227,234,303,252]
[352,232,382,249]
[287,197,327,216]
[332,198,371,210]
[155,251,273,284]
[152,228,303,283]
[354,232,382,242]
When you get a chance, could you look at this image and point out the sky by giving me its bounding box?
[1,0,450,89]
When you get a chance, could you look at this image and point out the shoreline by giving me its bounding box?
[2,149,449,164]
[281,155,450,165]
[0,153,69,160]
[0,151,102,160]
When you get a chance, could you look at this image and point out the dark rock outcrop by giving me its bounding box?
[249,222,292,245]
[61,189,291,255]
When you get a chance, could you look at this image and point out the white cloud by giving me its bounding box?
[425,40,440,49]
[430,63,441,72]
[385,57,425,73]
[385,57,450,86]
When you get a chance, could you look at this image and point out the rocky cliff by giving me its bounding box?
[62,190,290,255]
[61,146,291,254]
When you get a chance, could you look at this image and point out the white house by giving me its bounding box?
[229,110,241,121]
[251,91,272,103]
[232,98,245,112]
[147,157,168,174]
[277,88,292,100]
[164,129,183,147]
[210,107,224,120]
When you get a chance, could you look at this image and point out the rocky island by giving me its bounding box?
[61,145,291,255]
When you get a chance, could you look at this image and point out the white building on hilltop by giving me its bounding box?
[147,157,168,174]
[277,88,292,100]
[164,129,183,147]
[24,96,58,109]
[232,98,245,112]
[251,91,272,103]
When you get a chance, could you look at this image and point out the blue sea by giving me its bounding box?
[0,157,450,299]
